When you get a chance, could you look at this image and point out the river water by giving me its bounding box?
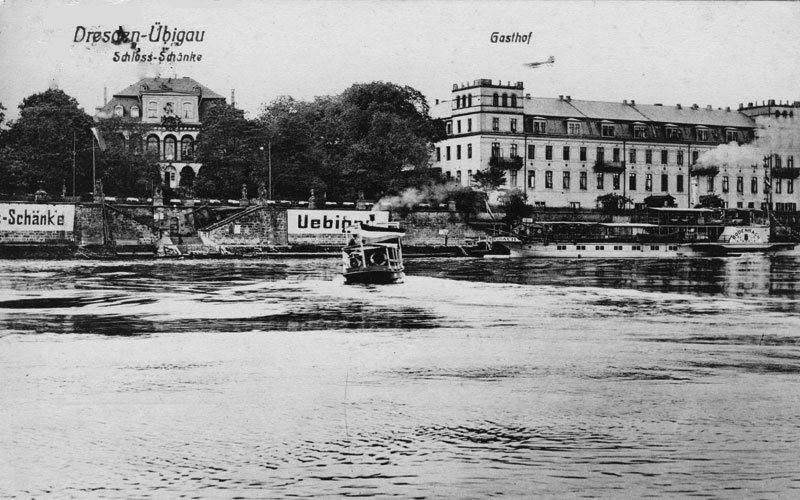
[1,256,800,499]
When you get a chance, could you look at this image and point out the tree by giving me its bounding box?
[500,189,534,225]
[94,117,161,197]
[472,165,507,192]
[194,103,262,199]
[0,89,95,196]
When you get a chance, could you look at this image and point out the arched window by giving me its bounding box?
[493,93,499,106]
[130,105,140,118]
[511,95,517,107]
[467,94,472,107]
[146,135,160,156]
[180,136,194,161]
[130,134,142,155]
[183,102,193,119]
[502,94,508,107]
[114,104,124,117]
[164,135,177,161]
[455,96,460,108]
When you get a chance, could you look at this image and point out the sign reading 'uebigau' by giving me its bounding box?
[287,210,389,235]
[0,204,75,232]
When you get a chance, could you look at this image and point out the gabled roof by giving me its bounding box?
[114,77,225,100]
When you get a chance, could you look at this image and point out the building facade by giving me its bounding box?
[95,76,226,192]
[432,79,799,211]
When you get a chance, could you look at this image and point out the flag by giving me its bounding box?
[90,127,106,151]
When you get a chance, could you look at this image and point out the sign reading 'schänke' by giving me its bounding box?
[287,210,388,235]
[0,204,75,232]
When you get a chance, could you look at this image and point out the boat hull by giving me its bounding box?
[503,241,697,258]
[343,266,405,284]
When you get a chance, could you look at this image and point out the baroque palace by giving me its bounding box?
[95,76,226,192]
[432,79,799,211]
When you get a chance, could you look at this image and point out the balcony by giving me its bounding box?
[689,165,719,177]
[489,155,523,170]
[592,160,625,173]
[772,167,800,180]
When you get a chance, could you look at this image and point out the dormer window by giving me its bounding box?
[725,129,737,143]
[696,127,709,142]
[633,124,647,138]
[130,105,140,118]
[533,119,547,134]
[666,125,682,140]
[567,120,581,135]
[601,123,615,137]
[114,105,124,117]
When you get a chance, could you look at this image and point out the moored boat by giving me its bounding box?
[342,222,405,284]
[500,208,800,258]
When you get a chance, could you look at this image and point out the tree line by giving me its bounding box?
[0,82,450,202]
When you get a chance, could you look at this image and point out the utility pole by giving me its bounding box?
[268,140,272,201]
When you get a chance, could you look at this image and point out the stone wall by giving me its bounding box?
[392,209,489,246]
[75,204,105,245]
[201,206,288,247]
[104,205,159,245]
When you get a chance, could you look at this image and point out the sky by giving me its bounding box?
[0,0,799,123]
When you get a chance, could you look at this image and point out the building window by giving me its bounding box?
[510,170,518,186]
[467,119,472,132]
[726,130,737,143]
[613,173,621,190]
[130,105,140,118]
[457,171,462,184]
[467,170,472,185]
[510,119,517,133]
[491,142,500,157]
[534,120,547,134]
[493,93,499,106]
[563,171,571,190]
[661,174,668,192]
[446,122,453,135]
[545,171,553,189]
[692,151,699,165]
[629,172,637,191]
[645,149,652,164]
[528,145,535,159]
[455,96,461,109]
[764,178,770,194]
[601,124,615,137]
[467,144,472,159]
[645,173,652,191]
[563,146,570,161]
[492,117,500,131]
[775,179,782,194]
[596,147,604,163]
[183,102,193,119]
[180,136,194,161]
[579,171,587,190]
[751,177,758,194]
[661,150,668,165]
[788,179,795,194]
[707,177,714,192]
[446,171,451,179]
[457,120,462,134]
[613,148,620,163]
[736,176,743,193]
[146,135,159,155]
[468,95,472,107]
[510,144,518,158]
[722,176,729,193]
[697,128,709,142]
[114,104,124,117]
[511,95,517,107]
[147,101,157,118]
[568,122,581,135]
[677,150,684,166]
[436,147,441,161]
[629,149,637,164]
[677,175,684,192]
[502,94,508,107]
[446,146,451,160]
[456,145,461,160]
[580,147,587,162]
[775,155,783,168]
[596,173,604,190]
[666,127,682,140]
[546,145,553,160]
[528,171,535,188]
[163,135,177,161]
[634,125,647,138]
[130,134,142,155]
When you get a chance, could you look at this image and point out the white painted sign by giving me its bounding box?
[287,209,388,235]
[0,203,75,232]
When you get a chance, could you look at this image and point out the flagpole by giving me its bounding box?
[92,136,96,196]
[72,131,76,198]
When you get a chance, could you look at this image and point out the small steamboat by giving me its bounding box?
[342,222,405,284]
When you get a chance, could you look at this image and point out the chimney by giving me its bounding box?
[566,95,571,102]
[231,88,236,108]
[677,104,682,109]
[769,99,776,106]
[559,95,564,100]
[706,105,712,111]
[526,93,531,99]
[748,102,753,107]
[435,99,439,105]
[726,106,731,112]
[623,99,628,105]
[631,99,635,106]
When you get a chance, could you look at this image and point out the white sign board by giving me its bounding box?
[287,209,389,235]
[0,204,75,232]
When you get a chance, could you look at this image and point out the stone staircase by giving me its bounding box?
[176,236,219,256]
